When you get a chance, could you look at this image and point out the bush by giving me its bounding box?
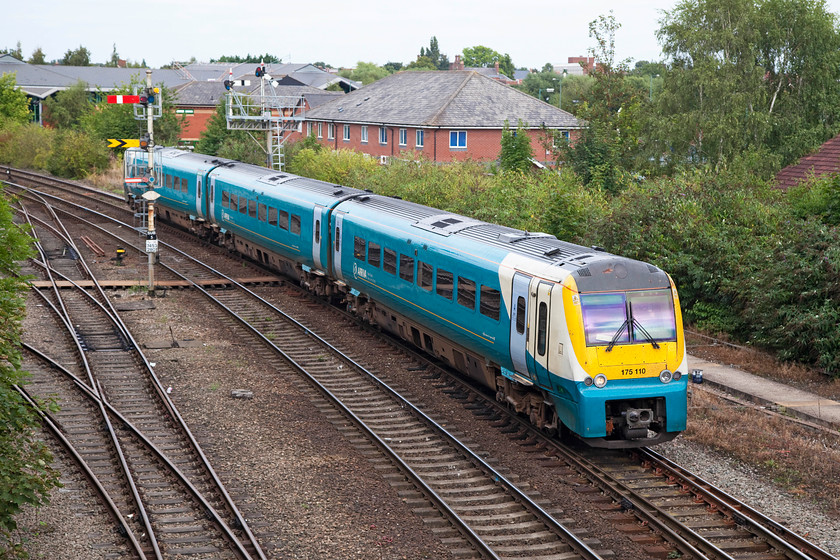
[46,129,110,179]
[0,123,52,170]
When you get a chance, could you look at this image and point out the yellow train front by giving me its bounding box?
[499,254,687,448]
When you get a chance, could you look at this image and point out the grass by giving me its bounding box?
[685,388,840,515]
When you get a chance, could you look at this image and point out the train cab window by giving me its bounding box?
[383,248,397,275]
[222,191,230,209]
[268,207,278,226]
[278,210,289,230]
[480,286,501,320]
[174,177,181,191]
[181,177,189,192]
[368,242,381,267]
[436,269,453,300]
[258,203,267,222]
[291,214,301,235]
[399,254,414,282]
[248,200,257,218]
[516,296,526,334]
[354,237,366,260]
[418,261,433,291]
[537,302,548,356]
[457,277,476,310]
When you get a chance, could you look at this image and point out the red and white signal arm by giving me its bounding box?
[107,95,142,104]
[125,177,147,184]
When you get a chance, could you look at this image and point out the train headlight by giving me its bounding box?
[673,370,682,381]
[583,376,594,387]
[593,374,607,388]
[659,369,674,383]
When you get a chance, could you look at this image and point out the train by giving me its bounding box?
[124,146,688,448]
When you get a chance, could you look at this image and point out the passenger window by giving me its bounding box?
[383,248,397,275]
[166,174,172,189]
[457,277,476,310]
[399,254,414,282]
[231,194,238,211]
[259,203,267,222]
[174,177,180,191]
[248,200,257,218]
[238,196,247,214]
[222,191,230,208]
[291,214,301,235]
[354,237,366,260]
[480,286,501,320]
[368,242,381,267]
[436,269,453,300]
[279,210,289,230]
[182,177,189,192]
[268,207,278,226]
[516,296,526,334]
[418,261,433,291]
[537,302,548,356]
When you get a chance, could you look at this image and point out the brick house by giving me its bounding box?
[300,70,583,165]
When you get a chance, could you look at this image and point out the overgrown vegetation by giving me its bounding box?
[0,188,62,557]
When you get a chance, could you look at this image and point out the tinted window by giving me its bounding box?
[238,196,247,214]
[418,261,433,290]
[258,203,267,222]
[268,207,278,226]
[537,302,548,356]
[457,277,476,309]
[436,269,453,300]
[368,242,381,267]
[399,254,414,282]
[248,200,257,218]
[222,191,230,208]
[515,296,526,334]
[174,177,180,191]
[279,210,289,230]
[181,177,189,192]
[480,286,501,320]
[354,237,366,260]
[291,214,301,234]
[383,248,397,275]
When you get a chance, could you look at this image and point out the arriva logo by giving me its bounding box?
[353,262,368,279]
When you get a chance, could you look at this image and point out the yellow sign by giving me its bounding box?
[107,138,141,149]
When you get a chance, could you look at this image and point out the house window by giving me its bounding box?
[343,124,350,141]
[399,128,407,146]
[307,122,313,136]
[361,125,368,143]
[317,122,323,138]
[379,126,387,145]
[327,123,335,140]
[450,130,467,149]
[416,129,424,148]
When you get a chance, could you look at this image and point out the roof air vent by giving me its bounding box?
[577,268,592,277]
[544,248,561,257]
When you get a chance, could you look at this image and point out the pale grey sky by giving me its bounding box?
[5,0,840,69]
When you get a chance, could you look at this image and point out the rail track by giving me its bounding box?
[6,168,838,560]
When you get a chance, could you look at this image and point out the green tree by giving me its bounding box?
[194,98,262,164]
[61,45,91,66]
[339,62,391,85]
[43,81,91,129]
[499,120,533,173]
[47,129,110,178]
[0,74,31,125]
[106,44,121,67]
[420,36,450,70]
[211,54,281,64]
[27,47,46,65]
[0,187,61,550]
[405,56,437,71]
[382,61,404,73]
[461,45,501,67]
[0,42,23,60]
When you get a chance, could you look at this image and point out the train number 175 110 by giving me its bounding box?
[620,367,647,376]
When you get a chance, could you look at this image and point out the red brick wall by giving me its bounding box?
[178,107,215,142]
[296,120,579,165]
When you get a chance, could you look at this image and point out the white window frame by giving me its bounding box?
[379,126,388,145]
[343,124,350,141]
[307,122,313,135]
[399,128,407,146]
[327,123,335,140]
[361,125,368,143]
[317,122,323,139]
[416,129,424,148]
[449,130,467,149]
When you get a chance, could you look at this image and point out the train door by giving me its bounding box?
[312,205,325,269]
[206,176,215,221]
[333,213,345,281]
[195,172,204,219]
[509,272,532,379]
[527,280,553,388]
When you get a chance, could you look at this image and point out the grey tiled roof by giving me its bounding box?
[184,62,359,90]
[0,58,191,92]
[171,80,343,108]
[305,71,582,129]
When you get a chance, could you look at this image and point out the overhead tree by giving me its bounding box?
[382,61,404,73]
[420,36,450,70]
[61,45,91,66]
[339,62,391,85]
[405,56,437,71]
[0,42,23,60]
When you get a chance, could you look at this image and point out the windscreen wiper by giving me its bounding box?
[605,319,629,352]
[632,318,661,349]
